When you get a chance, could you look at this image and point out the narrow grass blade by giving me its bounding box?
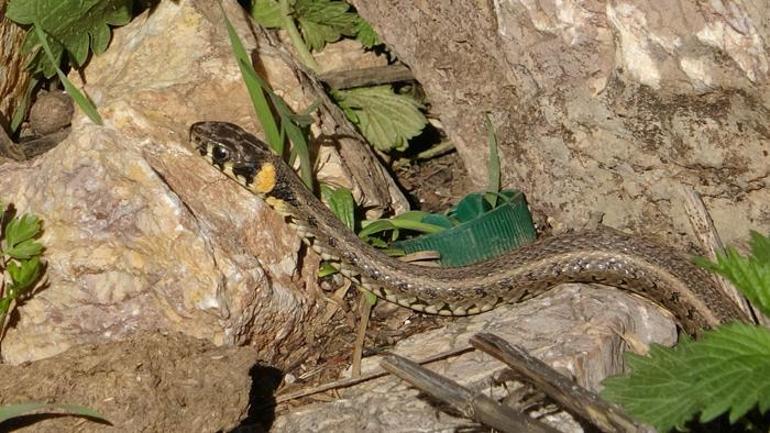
[0,402,109,424]
[220,4,282,151]
[33,25,102,125]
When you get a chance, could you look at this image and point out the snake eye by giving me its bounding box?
[212,145,231,162]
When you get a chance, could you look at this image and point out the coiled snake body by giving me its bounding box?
[190,121,748,335]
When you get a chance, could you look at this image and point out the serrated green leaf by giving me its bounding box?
[294,0,357,51]
[354,17,380,48]
[5,214,41,249]
[0,401,108,424]
[603,324,770,432]
[326,187,356,231]
[7,0,133,77]
[334,86,427,152]
[251,0,286,28]
[749,230,770,266]
[697,232,770,317]
[7,256,41,294]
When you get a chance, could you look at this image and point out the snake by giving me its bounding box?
[189,121,749,336]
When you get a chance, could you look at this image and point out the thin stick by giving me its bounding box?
[350,295,373,377]
[381,353,561,433]
[319,65,415,90]
[275,346,474,403]
[680,185,758,321]
[471,333,654,433]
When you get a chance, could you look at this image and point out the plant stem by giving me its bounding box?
[279,0,320,72]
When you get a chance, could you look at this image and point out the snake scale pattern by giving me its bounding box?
[190,121,749,335]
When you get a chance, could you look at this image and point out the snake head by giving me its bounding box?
[189,121,278,193]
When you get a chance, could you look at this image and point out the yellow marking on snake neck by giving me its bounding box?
[254,163,277,194]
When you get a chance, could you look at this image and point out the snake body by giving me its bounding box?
[190,121,748,335]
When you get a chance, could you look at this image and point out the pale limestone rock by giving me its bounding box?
[0,0,399,365]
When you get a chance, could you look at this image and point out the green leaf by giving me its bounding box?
[7,0,133,77]
[353,17,380,48]
[362,289,378,306]
[223,5,314,188]
[602,324,770,432]
[294,0,357,51]
[0,401,109,424]
[5,239,43,260]
[7,256,42,294]
[33,25,103,125]
[358,219,397,239]
[4,214,41,250]
[485,114,500,207]
[326,187,356,231]
[251,0,286,28]
[421,213,455,230]
[317,261,339,277]
[334,86,427,152]
[696,231,770,317]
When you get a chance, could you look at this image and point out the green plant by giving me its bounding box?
[249,0,429,153]
[333,86,427,153]
[251,0,380,70]
[0,402,109,427]
[5,0,131,129]
[321,116,510,259]
[602,231,770,432]
[0,201,45,341]
[222,4,314,188]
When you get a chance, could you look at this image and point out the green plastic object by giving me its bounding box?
[394,190,536,267]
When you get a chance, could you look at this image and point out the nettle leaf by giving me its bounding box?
[602,324,770,432]
[354,17,380,48]
[696,231,770,317]
[334,86,427,152]
[251,0,285,28]
[7,0,133,77]
[294,0,357,51]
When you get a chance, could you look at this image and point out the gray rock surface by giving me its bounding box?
[273,284,676,433]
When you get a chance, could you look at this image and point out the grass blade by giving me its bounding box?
[33,25,102,125]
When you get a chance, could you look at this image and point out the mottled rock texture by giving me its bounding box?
[0,0,400,365]
[350,0,770,245]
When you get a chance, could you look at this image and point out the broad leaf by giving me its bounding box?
[251,0,285,28]
[4,214,40,247]
[294,0,357,51]
[7,0,133,77]
[334,86,426,152]
[602,324,770,432]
